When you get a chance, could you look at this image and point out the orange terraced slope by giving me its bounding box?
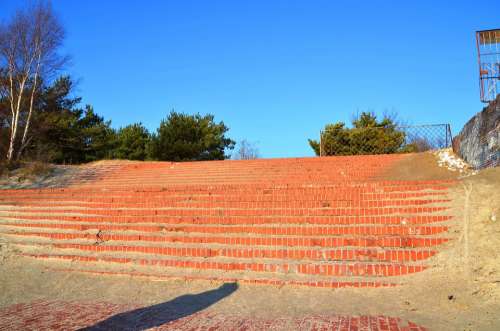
[0,155,456,288]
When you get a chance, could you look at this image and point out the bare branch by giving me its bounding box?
[234,139,260,160]
[0,1,66,161]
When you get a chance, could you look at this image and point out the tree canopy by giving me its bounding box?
[309,112,409,156]
[148,111,235,161]
[112,123,150,161]
[22,77,115,163]
[1,75,237,164]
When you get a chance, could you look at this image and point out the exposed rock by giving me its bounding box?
[453,94,500,169]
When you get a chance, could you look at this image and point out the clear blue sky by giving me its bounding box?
[1,1,498,158]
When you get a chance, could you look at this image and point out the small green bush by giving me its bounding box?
[309,112,408,156]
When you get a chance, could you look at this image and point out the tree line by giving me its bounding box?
[0,75,237,164]
[0,2,245,165]
[1,2,417,167]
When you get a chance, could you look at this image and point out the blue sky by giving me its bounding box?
[1,1,498,158]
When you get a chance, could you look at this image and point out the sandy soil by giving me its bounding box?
[0,154,499,330]
[0,160,125,189]
[0,164,79,189]
[376,152,462,181]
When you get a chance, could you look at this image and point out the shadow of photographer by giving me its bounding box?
[79,282,238,331]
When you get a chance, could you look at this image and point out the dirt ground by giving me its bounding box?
[0,153,499,330]
[0,163,78,189]
[0,160,122,189]
[376,152,463,181]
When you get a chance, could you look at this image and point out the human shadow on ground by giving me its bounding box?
[80,282,238,331]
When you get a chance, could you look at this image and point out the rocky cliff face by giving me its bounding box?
[453,95,500,169]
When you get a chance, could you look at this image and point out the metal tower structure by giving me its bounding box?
[476,29,500,103]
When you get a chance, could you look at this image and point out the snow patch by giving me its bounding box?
[433,149,478,177]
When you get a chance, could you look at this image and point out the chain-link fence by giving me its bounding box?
[319,124,452,156]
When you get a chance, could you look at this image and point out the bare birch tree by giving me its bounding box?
[0,2,66,161]
[234,139,259,160]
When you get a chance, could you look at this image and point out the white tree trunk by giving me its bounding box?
[18,52,42,160]
[6,70,17,161]
[6,77,28,162]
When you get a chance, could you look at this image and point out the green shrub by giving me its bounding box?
[309,112,408,156]
[112,123,150,160]
[148,111,235,161]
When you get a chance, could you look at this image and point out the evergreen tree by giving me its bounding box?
[25,77,115,163]
[309,112,407,156]
[148,111,235,161]
[112,123,150,160]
